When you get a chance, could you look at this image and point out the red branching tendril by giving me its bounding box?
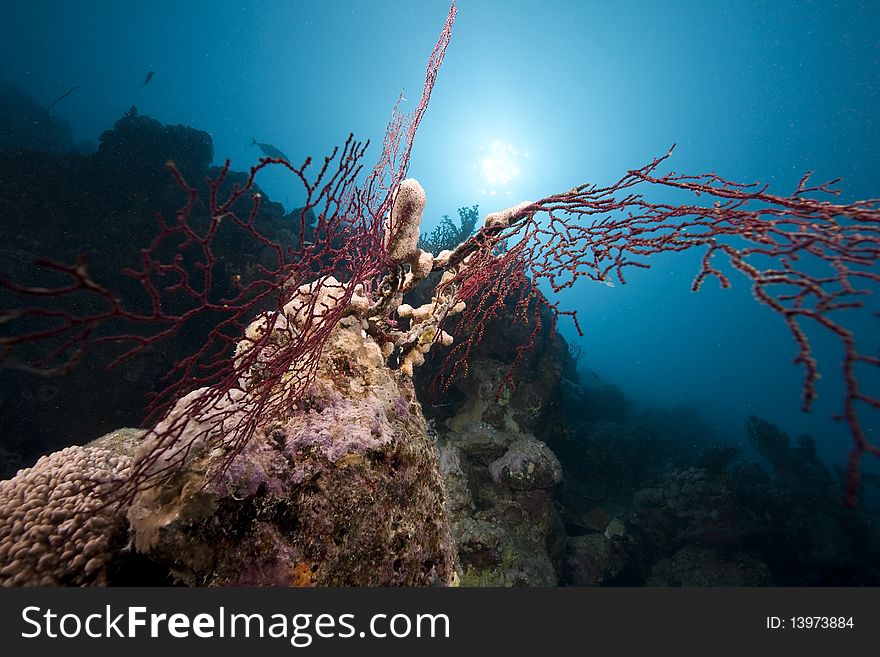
[360,1,456,244]
[0,2,459,503]
[435,145,879,506]
[2,1,878,508]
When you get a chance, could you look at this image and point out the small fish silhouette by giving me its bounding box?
[251,138,290,162]
[142,70,155,86]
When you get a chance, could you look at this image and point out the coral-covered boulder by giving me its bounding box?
[489,437,562,490]
[126,317,457,586]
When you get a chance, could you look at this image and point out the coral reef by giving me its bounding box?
[620,416,880,585]
[2,0,879,589]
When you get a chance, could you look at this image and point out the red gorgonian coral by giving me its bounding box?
[1,0,877,506]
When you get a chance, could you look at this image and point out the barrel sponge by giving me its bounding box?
[385,178,426,263]
[0,446,131,586]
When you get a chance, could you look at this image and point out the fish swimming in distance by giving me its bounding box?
[251,138,290,162]
[142,70,155,86]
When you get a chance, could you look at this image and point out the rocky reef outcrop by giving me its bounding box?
[127,317,456,586]
[414,294,571,586]
[0,318,457,587]
[439,422,563,586]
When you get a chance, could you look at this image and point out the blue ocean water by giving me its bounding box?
[1,1,877,480]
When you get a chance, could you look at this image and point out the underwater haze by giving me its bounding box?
[1,1,879,586]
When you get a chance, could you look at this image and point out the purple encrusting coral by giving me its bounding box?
[284,397,393,467]
[393,392,413,421]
